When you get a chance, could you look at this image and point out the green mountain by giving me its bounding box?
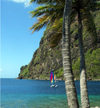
[18,10,100,80]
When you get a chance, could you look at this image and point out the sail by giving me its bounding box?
[50,71,54,84]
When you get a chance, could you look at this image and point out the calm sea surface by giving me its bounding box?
[0,78,100,108]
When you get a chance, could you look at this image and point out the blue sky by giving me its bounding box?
[1,0,45,78]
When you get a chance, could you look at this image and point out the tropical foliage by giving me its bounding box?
[29,0,100,108]
[30,0,100,48]
[73,48,100,79]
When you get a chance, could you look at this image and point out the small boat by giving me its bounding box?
[50,71,58,88]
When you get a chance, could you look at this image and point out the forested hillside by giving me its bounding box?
[18,10,100,80]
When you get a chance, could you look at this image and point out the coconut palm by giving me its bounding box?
[47,1,99,107]
[30,0,100,107]
[30,0,79,107]
[75,1,100,107]
[77,8,90,108]
[62,0,79,107]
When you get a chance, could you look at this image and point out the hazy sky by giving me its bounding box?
[1,0,45,78]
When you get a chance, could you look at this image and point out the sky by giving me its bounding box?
[1,0,45,78]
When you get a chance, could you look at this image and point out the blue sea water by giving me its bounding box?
[0,78,100,108]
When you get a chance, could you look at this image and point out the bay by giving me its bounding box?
[1,78,100,108]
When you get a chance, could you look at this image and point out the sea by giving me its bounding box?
[0,78,100,108]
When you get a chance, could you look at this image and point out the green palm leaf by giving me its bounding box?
[30,15,50,33]
[30,5,63,18]
[30,0,98,48]
[30,0,64,5]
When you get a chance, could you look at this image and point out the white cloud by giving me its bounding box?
[11,0,31,7]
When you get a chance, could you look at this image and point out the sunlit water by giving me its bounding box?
[1,78,100,108]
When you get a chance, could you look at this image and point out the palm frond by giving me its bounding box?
[50,18,63,29]
[30,4,63,18]
[30,15,50,33]
[30,0,64,5]
[47,18,63,48]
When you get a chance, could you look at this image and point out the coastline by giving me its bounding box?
[17,77,100,81]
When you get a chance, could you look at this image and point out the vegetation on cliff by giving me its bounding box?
[18,1,100,107]
[18,3,100,80]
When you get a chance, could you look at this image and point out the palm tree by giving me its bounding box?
[30,0,100,107]
[76,1,100,107]
[77,8,90,108]
[48,1,99,107]
[30,0,79,107]
[62,0,79,107]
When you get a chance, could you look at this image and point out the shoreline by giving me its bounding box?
[16,77,100,81]
[1,77,100,81]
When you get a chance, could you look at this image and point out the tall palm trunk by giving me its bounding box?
[78,10,90,108]
[62,0,79,108]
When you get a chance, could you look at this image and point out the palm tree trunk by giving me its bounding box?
[62,0,79,108]
[78,10,90,108]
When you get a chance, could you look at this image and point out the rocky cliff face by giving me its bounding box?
[18,10,100,80]
[18,30,63,80]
